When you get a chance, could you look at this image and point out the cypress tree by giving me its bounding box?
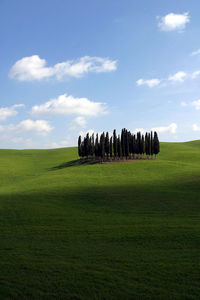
[100,132,105,160]
[148,133,151,157]
[121,129,125,158]
[95,134,99,158]
[153,131,160,157]
[89,136,92,157]
[80,141,84,159]
[141,135,145,156]
[85,133,90,159]
[137,132,142,157]
[117,135,122,159]
[91,133,95,158]
[109,137,113,160]
[125,129,129,159]
[83,137,86,157]
[150,131,154,158]
[135,132,140,157]
[105,132,110,159]
[78,135,81,157]
[145,133,148,157]
[113,129,117,159]
[132,134,136,158]
[129,132,133,158]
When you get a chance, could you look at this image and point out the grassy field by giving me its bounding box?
[0,141,200,299]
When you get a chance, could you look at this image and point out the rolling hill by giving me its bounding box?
[0,141,200,299]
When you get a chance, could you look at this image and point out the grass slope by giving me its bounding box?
[0,141,200,299]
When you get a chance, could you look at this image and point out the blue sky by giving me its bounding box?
[1,0,200,148]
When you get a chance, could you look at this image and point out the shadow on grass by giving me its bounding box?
[51,159,99,170]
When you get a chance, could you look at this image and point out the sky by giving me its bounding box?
[1,0,200,148]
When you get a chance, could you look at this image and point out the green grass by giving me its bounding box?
[0,141,200,299]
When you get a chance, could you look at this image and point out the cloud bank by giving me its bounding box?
[9,55,117,81]
[0,104,24,121]
[31,94,107,117]
[152,123,177,134]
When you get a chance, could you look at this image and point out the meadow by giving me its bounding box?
[0,141,200,299]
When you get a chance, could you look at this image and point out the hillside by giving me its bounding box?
[0,141,200,299]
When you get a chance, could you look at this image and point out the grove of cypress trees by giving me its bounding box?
[78,129,160,161]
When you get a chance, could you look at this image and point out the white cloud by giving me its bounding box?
[152,123,177,134]
[31,94,107,117]
[181,101,187,107]
[73,116,87,127]
[192,124,200,132]
[191,70,200,79]
[133,128,146,135]
[192,99,200,110]
[2,119,53,135]
[190,49,200,56]
[137,68,200,87]
[158,12,190,32]
[168,71,187,82]
[9,55,117,81]
[11,137,35,147]
[136,78,161,88]
[0,119,53,143]
[78,129,111,138]
[0,104,24,121]
[15,119,53,134]
[79,129,95,138]
[50,139,72,148]
[192,124,200,131]
[69,116,87,131]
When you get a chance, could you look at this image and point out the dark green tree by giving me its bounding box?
[141,135,145,156]
[78,135,82,157]
[150,131,154,158]
[153,131,160,157]
[117,135,122,158]
[145,133,148,156]
[109,137,113,159]
[95,134,99,158]
[125,129,129,159]
[132,134,136,158]
[121,129,125,158]
[100,132,105,160]
[91,133,95,158]
[113,129,117,159]
[129,132,133,158]
[105,132,110,159]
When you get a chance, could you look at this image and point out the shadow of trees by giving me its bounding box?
[51,159,99,170]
